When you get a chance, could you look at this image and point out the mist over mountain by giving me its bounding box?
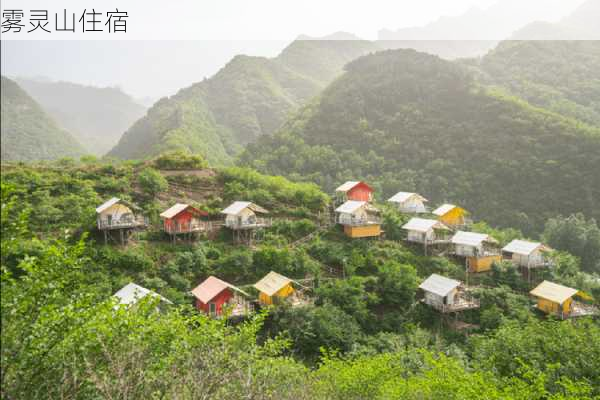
[108,36,379,164]
[15,78,146,156]
[1,76,86,162]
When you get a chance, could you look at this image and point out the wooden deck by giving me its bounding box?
[225,218,272,230]
[97,216,146,230]
[164,222,209,235]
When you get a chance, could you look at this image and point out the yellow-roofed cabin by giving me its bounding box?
[433,204,468,228]
[254,271,295,305]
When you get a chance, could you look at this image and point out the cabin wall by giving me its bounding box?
[467,255,502,272]
[338,208,368,225]
[424,292,444,307]
[164,210,200,232]
[537,298,561,315]
[455,244,480,257]
[398,198,426,213]
[347,186,373,202]
[225,208,256,226]
[259,283,294,305]
[98,203,133,222]
[440,208,465,226]
[344,224,381,238]
[196,288,233,316]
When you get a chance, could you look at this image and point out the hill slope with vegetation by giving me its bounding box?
[16,78,147,156]
[0,76,85,162]
[108,37,379,165]
[240,48,600,235]
[2,156,599,398]
[477,40,600,125]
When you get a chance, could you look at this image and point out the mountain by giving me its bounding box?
[1,76,86,162]
[478,40,600,125]
[240,49,600,235]
[108,36,379,165]
[15,78,146,156]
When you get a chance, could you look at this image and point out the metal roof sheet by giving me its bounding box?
[419,274,461,297]
[113,282,172,306]
[335,181,361,192]
[160,203,190,219]
[221,201,268,215]
[402,218,447,232]
[191,276,249,304]
[432,204,460,216]
[502,239,545,256]
[254,271,292,297]
[388,192,428,203]
[96,197,120,213]
[335,200,367,214]
[451,231,496,246]
[530,281,578,304]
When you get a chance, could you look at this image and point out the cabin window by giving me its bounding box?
[107,215,113,225]
[209,303,216,315]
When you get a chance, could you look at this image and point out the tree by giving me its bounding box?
[376,261,419,308]
[138,168,168,197]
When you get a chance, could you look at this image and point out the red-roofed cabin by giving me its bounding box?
[335,181,374,204]
[160,203,209,235]
[191,276,251,317]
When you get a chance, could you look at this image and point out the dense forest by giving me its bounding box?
[16,78,147,156]
[240,46,600,236]
[0,77,85,162]
[108,36,379,164]
[2,154,599,398]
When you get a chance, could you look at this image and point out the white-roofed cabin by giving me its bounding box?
[113,282,172,310]
[388,192,428,213]
[96,198,146,244]
[221,201,271,244]
[451,231,501,273]
[419,274,479,313]
[335,200,381,238]
[502,240,552,269]
[402,218,450,245]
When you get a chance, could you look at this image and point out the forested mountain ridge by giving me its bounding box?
[240,48,600,235]
[0,76,86,162]
[108,37,379,164]
[15,78,147,156]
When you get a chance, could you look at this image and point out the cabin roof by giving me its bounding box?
[254,271,293,296]
[335,200,367,214]
[96,197,121,214]
[432,203,463,217]
[160,203,208,219]
[530,281,578,304]
[221,201,269,215]
[451,231,497,247]
[402,218,448,233]
[113,282,172,306]
[503,239,548,256]
[191,276,249,304]
[388,192,427,203]
[335,181,372,193]
[419,274,461,297]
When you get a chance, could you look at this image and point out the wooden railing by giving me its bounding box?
[225,218,272,229]
[337,216,381,226]
[97,215,147,230]
[164,222,209,234]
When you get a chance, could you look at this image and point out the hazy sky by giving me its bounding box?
[0,0,588,99]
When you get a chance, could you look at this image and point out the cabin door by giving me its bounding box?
[107,214,113,226]
[209,303,216,316]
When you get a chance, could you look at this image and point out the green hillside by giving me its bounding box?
[2,157,599,398]
[478,40,600,125]
[240,49,600,235]
[16,78,146,156]
[0,76,85,161]
[108,38,379,165]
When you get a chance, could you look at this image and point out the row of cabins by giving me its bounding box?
[96,198,270,244]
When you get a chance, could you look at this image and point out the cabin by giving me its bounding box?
[221,201,271,244]
[432,204,468,228]
[388,192,428,213]
[113,282,172,309]
[502,240,552,269]
[96,198,145,244]
[254,271,296,305]
[530,281,597,319]
[419,274,479,313]
[160,203,209,240]
[402,218,449,245]
[451,231,501,272]
[191,276,251,317]
[335,181,374,205]
[335,200,382,238]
